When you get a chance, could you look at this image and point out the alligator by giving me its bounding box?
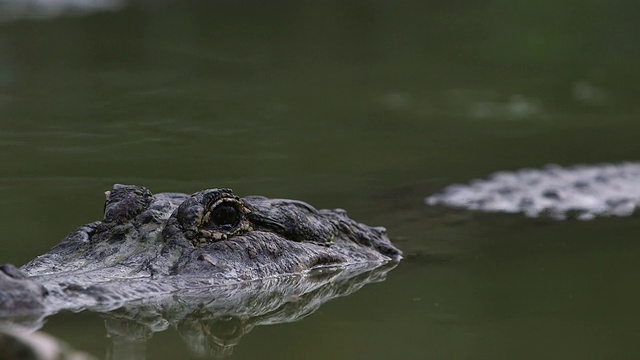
[426,162,640,220]
[0,184,402,320]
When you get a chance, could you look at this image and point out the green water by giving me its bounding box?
[1,1,640,359]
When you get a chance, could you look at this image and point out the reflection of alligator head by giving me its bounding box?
[104,262,397,358]
[0,185,402,323]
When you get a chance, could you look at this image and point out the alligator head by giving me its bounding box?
[0,185,402,317]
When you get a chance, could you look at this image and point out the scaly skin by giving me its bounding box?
[0,185,402,317]
[426,163,640,220]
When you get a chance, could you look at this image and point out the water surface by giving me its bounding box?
[1,1,640,359]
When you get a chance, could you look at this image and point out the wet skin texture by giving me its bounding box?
[0,185,402,316]
[426,163,640,220]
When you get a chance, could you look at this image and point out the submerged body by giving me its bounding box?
[426,163,640,220]
[0,185,401,317]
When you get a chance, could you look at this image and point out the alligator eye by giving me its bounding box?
[210,203,240,230]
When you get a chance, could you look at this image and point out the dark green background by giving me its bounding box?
[1,1,639,359]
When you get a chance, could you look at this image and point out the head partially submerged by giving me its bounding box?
[2,184,401,316]
[159,187,402,279]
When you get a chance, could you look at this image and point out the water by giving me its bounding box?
[1,1,640,359]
